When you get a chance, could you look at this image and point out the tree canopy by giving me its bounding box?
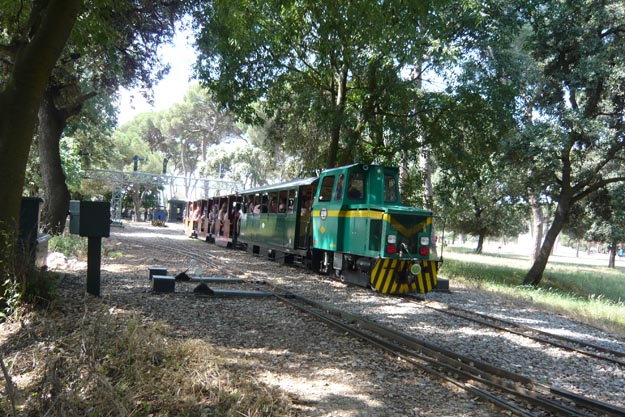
[514,0,625,283]
[193,0,452,168]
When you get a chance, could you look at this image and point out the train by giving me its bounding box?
[184,163,443,294]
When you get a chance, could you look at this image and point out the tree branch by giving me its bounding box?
[572,175,625,204]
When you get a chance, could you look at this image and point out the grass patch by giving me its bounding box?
[441,248,625,336]
[0,305,295,417]
[48,234,88,258]
[48,234,124,259]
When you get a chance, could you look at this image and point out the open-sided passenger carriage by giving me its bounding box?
[184,195,243,247]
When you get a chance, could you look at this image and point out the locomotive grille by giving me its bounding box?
[388,213,431,256]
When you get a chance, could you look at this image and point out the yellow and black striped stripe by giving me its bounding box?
[370,259,438,294]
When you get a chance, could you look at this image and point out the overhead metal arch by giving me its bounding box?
[81,168,241,222]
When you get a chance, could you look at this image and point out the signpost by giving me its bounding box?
[69,201,111,297]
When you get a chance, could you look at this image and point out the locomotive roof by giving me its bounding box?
[241,176,319,194]
[240,163,393,195]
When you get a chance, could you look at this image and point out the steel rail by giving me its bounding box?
[413,298,625,367]
[272,291,601,417]
[271,292,542,417]
[119,236,625,416]
[282,292,625,417]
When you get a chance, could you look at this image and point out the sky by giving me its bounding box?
[117,28,197,125]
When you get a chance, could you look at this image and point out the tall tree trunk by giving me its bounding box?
[475,229,485,254]
[420,147,434,211]
[523,194,571,285]
[326,66,349,168]
[608,240,617,268]
[132,185,142,222]
[528,193,544,262]
[0,0,81,229]
[38,90,71,234]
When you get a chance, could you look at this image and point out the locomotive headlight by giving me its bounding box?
[386,234,397,255]
[420,236,430,246]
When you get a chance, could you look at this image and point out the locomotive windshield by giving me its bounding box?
[347,172,365,200]
[384,174,398,203]
[318,175,335,201]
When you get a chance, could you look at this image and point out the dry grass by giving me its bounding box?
[0,299,296,417]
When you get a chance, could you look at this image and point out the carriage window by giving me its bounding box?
[347,172,365,200]
[277,190,287,213]
[268,192,278,213]
[287,189,296,214]
[334,174,345,201]
[384,174,398,203]
[319,176,335,201]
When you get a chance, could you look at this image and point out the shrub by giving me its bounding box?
[48,234,88,257]
[1,224,59,319]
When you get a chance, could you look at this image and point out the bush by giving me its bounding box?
[1,225,59,319]
[48,234,88,257]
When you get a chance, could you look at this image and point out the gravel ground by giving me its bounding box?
[51,222,625,415]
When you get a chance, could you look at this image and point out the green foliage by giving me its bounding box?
[1,225,58,319]
[59,137,83,189]
[1,226,21,318]
[585,184,625,244]
[48,234,88,258]
[193,0,454,167]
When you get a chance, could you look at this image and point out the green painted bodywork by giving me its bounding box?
[239,177,317,251]
[239,164,440,263]
[312,164,437,261]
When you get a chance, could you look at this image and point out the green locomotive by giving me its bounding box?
[238,163,442,294]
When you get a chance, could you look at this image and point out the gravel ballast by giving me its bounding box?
[44,223,625,415]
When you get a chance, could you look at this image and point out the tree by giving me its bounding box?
[516,0,625,284]
[585,185,625,268]
[158,85,240,175]
[0,0,81,230]
[110,123,163,221]
[432,97,528,254]
[420,63,520,253]
[36,0,182,234]
[193,0,448,168]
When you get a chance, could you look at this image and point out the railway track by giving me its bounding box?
[407,296,625,368]
[276,292,625,417]
[119,234,625,416]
